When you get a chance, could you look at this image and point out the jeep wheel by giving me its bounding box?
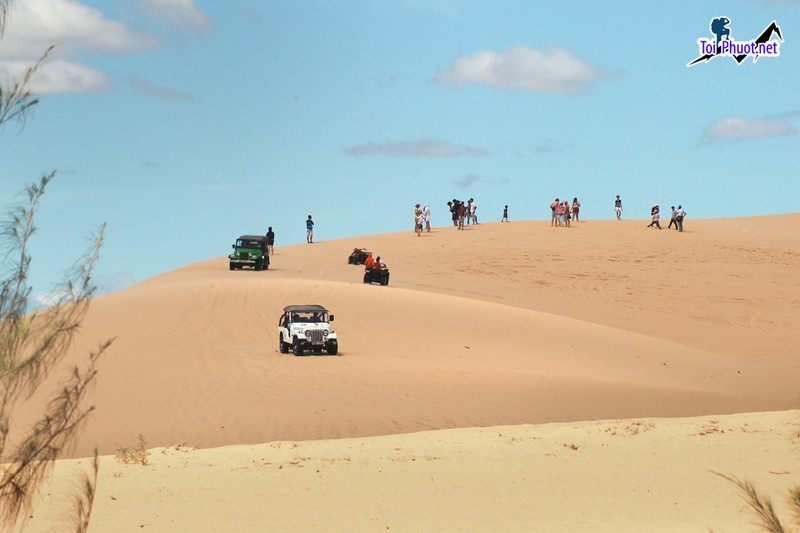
[229,262,234,271]
[326,341,338,356]
[292,337,304,356]
[279,333,289,354]
[254,259,262,271]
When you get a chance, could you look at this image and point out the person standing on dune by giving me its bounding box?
[614,195,623,220]
[306,215,314,243]
[423,204,431,232]
[470,198,478,225]
[502,205,508,222]
[266,226,275,254]
[675,205,686,232]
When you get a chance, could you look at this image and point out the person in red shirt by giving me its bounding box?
[364,253,374,269]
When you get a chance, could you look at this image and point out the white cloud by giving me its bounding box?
[532,139,564,154]
[35,287,76,309]
[454,174,479,189]
[452,173,508,189]
[94,271,137,295]
[34,271,134,308]
[0,59,111,93]
[139,0,211,35]
[703,116,797,141]
[434,45,605,94]
[0,0,157,59]
[128,77,194,101]
[345,138,489,158]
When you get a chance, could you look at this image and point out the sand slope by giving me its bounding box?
[12,214,800,531]
[29,411,800,532]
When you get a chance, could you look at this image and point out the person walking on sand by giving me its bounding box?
[266,226,275,254]
[415,210,424,237]
[614,195,623,220]
[306,215,314,243]
[667,206,678,230]
[572,197,581,222]
[550,198,560,226]
[647,205,662,229]
[675,205,686,232]
[563,201,571,227]
[457,200,466,229]
[502,205,508,222]
[555,201,564,226]
[423,204,431,232]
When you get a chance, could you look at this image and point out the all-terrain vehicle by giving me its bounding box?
[229,235,270,271]
[278,305,339,356]
[348,248,370,265]
[363,265,390,286]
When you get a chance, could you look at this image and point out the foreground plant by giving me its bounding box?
[1,3,111,529]
[0,176,112,529]
[715,471,800,533]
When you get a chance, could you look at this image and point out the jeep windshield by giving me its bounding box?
[236,239,264,248]
[289,312,327,323]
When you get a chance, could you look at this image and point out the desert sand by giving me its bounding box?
[16,214,800,531]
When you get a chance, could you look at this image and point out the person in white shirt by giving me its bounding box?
[675,205,686,232]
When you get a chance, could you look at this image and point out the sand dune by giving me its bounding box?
[33,410,800,532]
[13,214,800,531]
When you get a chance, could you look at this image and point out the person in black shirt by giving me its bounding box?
[266,227,275,254]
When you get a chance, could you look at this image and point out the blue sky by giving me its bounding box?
[1,0,798,301]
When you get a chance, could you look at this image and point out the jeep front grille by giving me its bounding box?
[308,330,324,344]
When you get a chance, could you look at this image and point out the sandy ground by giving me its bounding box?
[11,214,800,531]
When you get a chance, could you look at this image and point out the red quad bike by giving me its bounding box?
[363,265,390,286]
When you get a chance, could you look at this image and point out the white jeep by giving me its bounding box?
[278,305,338,356]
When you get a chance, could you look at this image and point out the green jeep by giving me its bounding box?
[229,235,270,271]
